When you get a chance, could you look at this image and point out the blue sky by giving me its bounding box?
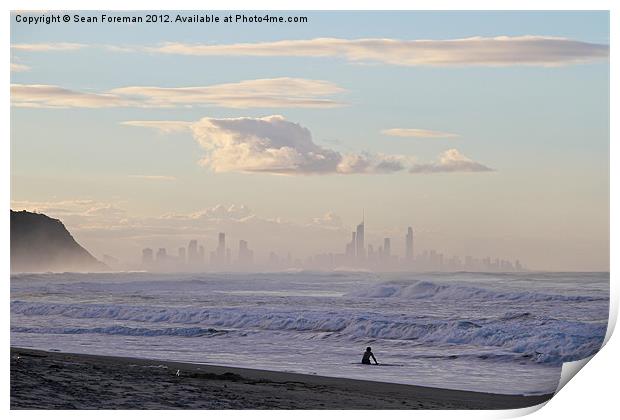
[10,11,610,270]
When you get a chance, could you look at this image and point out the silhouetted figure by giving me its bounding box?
[362,346,378,365]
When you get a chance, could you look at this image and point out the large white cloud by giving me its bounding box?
[142,36,608,67]
[191,115,343,174]
[10,78,345,109]
[126,115,492,175]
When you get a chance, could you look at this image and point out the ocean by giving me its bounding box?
[10,271,609,395]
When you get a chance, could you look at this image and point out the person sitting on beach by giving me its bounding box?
[362,347,378,365]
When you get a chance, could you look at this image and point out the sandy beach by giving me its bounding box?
[10,347,553,409]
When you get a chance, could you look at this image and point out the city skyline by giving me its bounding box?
[134,213,526,273]
[11,11,609,271]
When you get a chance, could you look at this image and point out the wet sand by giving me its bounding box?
[10,347,553,409]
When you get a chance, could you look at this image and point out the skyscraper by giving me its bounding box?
[346,231,356,259]
[156,248,167,263]
[178,247,186,264]
[141,248,153,266]
[355,216,365,260]
[406,227,414,261]
[345,231,356,259]
[238,240,253,265]
[187,240,198,264]
[218,233,226,258]
[198,245,205,263]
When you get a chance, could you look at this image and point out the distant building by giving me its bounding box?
[188,240,198,264]
[210,233,227,266]
[345,231,356,259]
[178,247,186,264]
[355,218,365,260]
[383,238,391,257]
[218,233,226,258]
[142,248,153,266]
[405,227,414,261]
[156,248,167,263]
[239,240,253,266]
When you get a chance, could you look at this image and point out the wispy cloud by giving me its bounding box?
[11,84,129,108]
[409,149,493,173]
[10,63,31,72]
[382,128,459,138]
[128,175,177,181]
[125,115,493,176]
[11,42,87,52]
[109,78,345,108]
[140,36,608,67]
[11,78,345,109]
[121,120,193,134]
[11,36,608,67]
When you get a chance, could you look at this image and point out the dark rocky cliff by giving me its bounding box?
[11,210,106,273]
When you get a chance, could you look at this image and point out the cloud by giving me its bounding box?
[141,36,608,67]
[10,199,128,227]
[10,78,345,109]
[382,128,459,138]
[13,36,607,67]
[11,63,30,72]
[190,115,343,174]
[409,149,493,173]
[311,212,343,229]
[190,116,420,175]
[121,120,193,134]
[11,42,86,52]
[174,204,254,222]
[128,175,177,181]
[335,153,413,174]
[109,78,345,109]
[11,84,129,108]
[127,115,491,175]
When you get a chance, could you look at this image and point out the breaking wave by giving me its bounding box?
[344,280,604,302]
[11,300,606,366]
[11,325,227,337]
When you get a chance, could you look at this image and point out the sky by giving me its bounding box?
[10,11,610,270]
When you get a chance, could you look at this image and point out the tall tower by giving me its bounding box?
[406,227,414,261]
[346,232,356,259]
[188,240,198,264]
[238,240,253,266]
[217,233,226,258]
[355,212,365,260]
